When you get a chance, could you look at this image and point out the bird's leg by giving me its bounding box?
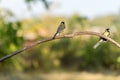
[108,35,111,38]
[60,31,65,36]
[58,33,60,37]
[61,32,65,37]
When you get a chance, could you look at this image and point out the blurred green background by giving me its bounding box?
[0,0,120,80]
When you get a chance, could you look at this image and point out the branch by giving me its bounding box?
[0,31,120,62]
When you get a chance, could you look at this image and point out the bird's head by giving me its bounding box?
[61,21,65,24]
[106,28,110,31]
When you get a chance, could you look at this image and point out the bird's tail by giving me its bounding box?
[52,32,58,39]
[93,39,103,49]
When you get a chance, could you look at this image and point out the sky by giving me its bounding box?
[0,0,120,19]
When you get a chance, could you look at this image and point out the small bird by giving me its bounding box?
[52,21,65,39]
[93,28,110,49]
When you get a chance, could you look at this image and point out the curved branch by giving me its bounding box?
[61,31,120,48]
[0,31,120,62]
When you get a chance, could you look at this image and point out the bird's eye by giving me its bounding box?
[61,22,64,24]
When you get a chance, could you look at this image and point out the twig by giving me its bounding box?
[0,31,120,62]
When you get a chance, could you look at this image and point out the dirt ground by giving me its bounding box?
[0,71,120,80]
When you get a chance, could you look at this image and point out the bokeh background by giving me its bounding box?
[0,0,120,80]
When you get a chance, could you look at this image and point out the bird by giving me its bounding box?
[52,21,65,39]
[93,28,110,49]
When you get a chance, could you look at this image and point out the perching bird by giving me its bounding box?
[52,21,65,39]
[93,28,110,49]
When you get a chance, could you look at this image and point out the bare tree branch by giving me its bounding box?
[0,31,120,62]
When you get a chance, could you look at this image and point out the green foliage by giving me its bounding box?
[0,21,23,55]
[0,10,24,71]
